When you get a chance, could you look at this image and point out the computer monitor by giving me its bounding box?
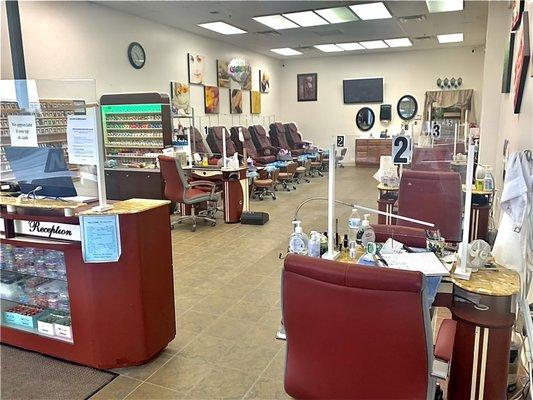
[4,146,77,197]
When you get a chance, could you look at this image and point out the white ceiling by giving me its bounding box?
[100,1,488,59]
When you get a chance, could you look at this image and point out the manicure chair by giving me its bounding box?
[411,147,452,171]
[283,253,457,400]
[278,162,299,191]
[284,122,312,151]
[335,148,347,168]
[397,169,462,243]
[206,126,238,157]
[269,122,305,156]
[249,125,279,158]
[251,168,279,200]
[229,126,276,165]
[158,155,220,231]
[295,159,311,184]
[309,152,324,177]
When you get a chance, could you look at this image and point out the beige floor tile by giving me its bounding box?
[261,349,286,381]
[147,355,214,394]
[125,382,183,399]
[217,342,279,376]
[224,300,272,323]
[244,377,291,400]
[204,316,255,341]
[190,294,236,315]
[240,324,283,350]
[112,350,173,380]
[229,272,267,288]
[179,333,236,363]
[176,310,217,333]
[90,376,142,400]
[166,329,197,353]
[257,306,282,328]
[242,289,281,307]
[186,367,256,399]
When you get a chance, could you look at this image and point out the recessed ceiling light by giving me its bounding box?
[314,44,344,52]
[349,2,392,20]
[253,15,299,30]
[336,42,364,51]
[437,33,464,43]
[283,11,328,27]
[360,40,389,49]
[270,47,303,56]
[385,38,412,47]
[426,0,463,13]
[315,7,358,24]
[198,21,247,35]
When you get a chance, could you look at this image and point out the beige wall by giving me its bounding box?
[479,0,533,192]
[0,1,282,128]
[278,47,485,163]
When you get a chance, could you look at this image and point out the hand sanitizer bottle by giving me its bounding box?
[348,208,361,244]
[308,231,321,258]
[289,221,308,255]
[483,166,494,192]
[358,214,376,248]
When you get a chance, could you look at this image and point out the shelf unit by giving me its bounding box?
[0,244,72,343]
[100,92,172,200]
[0,99,86,182]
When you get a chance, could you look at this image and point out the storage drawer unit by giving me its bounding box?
[355,139,392,166]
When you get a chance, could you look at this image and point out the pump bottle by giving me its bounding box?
[289,221,308,255]
[357,214,376,248]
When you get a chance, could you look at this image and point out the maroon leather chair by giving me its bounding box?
[411,147,452,171]
[397,169,462,242]
[158,155,220,231]
[284,123,311,150]
[206,126,237,157]
[229,126,276,165]
[283,253,457,400]
[190,127,211,156]
[269,122,305,156]
[249,124,279,156]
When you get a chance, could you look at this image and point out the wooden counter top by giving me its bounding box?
[79,198,170,215]
[451,264,520,296]
[377,183,399,191]
[461,184,494,196]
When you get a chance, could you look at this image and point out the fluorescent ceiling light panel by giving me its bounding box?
[253,15,299,30]
[315,7,358,24]
[197,21,247,35]
[336,42,364,51]
[426,0,463,13]
[283,11,328,27]
[349,2,392,20]
[270,47,302,56]
[314,44,344,52]
[385,38,412,47]
[437,33,464,43]
[360,40,388,49]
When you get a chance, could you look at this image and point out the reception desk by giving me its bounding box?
[0,197,175,369]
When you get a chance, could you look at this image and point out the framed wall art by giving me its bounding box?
[170,82,191,114]
[217,59,230,88]
[204,85,220,114]
[297,73,317,102]
[501,32,516,93]
[250,91,261,114]
[259,70,270,93]
[513,11,530,114]
[230,89,243,114]
[188,53,206,84]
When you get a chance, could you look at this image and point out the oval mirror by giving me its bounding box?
[397,95,418,120]
[355,107,375,131]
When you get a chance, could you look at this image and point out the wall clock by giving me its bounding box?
[127,42,145,69]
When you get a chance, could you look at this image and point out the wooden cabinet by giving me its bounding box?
[355,139,392,166]
[105,169,163,200]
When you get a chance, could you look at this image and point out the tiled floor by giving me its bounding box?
[91,166,378,400]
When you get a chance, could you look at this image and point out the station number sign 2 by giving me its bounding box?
[392,135,412,164]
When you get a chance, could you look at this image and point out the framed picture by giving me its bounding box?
[170,82,191,114]
[241,64,252,91]
[217,59,230,88]
[250,91,261,114]
[513,11,530,114]
[230,89,243,114]
[259,70,270,93]
[501,32,516,93]
[188,53,206,84]
[297,73,317,102]
[204,85,220,114]
[511,0,525,31]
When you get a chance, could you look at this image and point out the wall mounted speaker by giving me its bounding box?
[380,104,392,122]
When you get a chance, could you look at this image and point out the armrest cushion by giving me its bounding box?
[190,180,215,188]
[434,319,457,362]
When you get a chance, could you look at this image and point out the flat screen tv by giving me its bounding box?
[343,78,383,104]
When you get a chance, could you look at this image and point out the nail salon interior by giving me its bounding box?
[0,1,532,399]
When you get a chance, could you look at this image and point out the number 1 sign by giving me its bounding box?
[392,135,412,164]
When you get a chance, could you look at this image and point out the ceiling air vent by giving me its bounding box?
[314,29,344,37]
[398,14,427,23]
[256,30,282,37]
[413,35,433,41]
[295,46,314,52]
